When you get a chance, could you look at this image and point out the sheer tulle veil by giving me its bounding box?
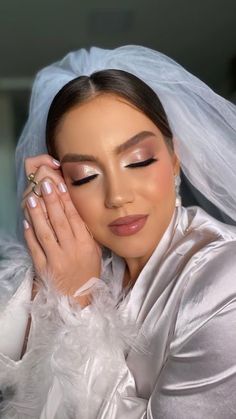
[15,45,236,241]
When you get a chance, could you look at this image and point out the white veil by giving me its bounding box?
[15,45,236,241]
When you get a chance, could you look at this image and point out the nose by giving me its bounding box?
[104,172,134,209]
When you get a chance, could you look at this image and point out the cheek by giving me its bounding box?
[144,161,175,200]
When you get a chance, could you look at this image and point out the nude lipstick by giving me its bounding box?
[108,214,148,236]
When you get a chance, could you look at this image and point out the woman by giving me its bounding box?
[0,45,236,418]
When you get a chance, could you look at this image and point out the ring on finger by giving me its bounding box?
[27,172,38,186]
[32,184,42,197]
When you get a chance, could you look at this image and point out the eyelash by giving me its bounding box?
[71,157,158,186]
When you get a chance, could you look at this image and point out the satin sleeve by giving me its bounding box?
[147,241,236,418]
[1,237,236,418]
[0,276,32,361]
[0,273,149,418]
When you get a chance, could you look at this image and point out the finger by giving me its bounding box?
[23,218,47,273]
[24,186,60,247]
[27,198,60,244]
[26,193,60,255]
[25,154,60,178]
[22,167,63,201]
[56,181,89,239]
[22,166,65,215]
[22,185,48,220]
[40,179,74,246]
[24,155,62,205]
[24,207,31,224]
[22,194,51,241]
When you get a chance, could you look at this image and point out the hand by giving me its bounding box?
[22,155,102,306]
[22,154,64,225]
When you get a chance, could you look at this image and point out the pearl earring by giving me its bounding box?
[175,174,182,207]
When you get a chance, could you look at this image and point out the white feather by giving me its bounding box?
[0,236,148,418]
[0,232,33,309]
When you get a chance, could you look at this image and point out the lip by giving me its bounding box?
[109,214,148,226]
[108,215,148,237]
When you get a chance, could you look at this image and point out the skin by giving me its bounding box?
[22,92,180,306]
[54,93,180,284]
[21,92,180,357]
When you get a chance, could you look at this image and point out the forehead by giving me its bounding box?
[55,93,163,156]
[64,94,148,122]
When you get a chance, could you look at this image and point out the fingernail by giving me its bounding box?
[42,180,52,195]
[23,219,30,229]
[27,195,37,208]
[58,182,67,193]
[52,158,60,166]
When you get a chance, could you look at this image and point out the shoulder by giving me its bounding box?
[171,209,236,349]
[184,205,236,240]
[174,205,236,269]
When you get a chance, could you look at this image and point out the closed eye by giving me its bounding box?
[127,157,158,168]
[71,157,158,186]
[71,174,98,186]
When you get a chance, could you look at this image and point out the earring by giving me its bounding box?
[175,174,182,207]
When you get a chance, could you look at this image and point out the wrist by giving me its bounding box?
[73,293,91,308]
[70,277,100,308]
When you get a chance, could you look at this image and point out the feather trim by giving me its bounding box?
[0,239,148,418]
[0,232,33,310]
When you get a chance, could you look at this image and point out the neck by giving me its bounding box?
[123,255,149,287]
[123,206,178,288]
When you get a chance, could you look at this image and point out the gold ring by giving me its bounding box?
[27,172,38,185]
[32,184,42,197]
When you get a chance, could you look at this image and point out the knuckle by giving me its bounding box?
[48,213,66,231]
[35,166,52,181]
[41,188,57,203]
[62,193,75,206]
[39,230,53,243]
[24,156,54,177]
[61,191,71,201]
[25,155,41,173]
[66,205,78,220]
[39,164,50,174]
[55,218,67,231]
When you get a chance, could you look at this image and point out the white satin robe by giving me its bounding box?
[0,205,236,418]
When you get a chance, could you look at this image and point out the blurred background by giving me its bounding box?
[0,0,236,235]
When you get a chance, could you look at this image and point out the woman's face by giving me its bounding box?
[55,93,179,263]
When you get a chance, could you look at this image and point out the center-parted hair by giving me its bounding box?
[45,69,173,159]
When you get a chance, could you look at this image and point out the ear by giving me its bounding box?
[171,152,180,176]
[170,137,180,175]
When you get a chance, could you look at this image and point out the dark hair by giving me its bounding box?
[46,69,173,159]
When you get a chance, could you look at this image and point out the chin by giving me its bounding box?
[108,239,155,259]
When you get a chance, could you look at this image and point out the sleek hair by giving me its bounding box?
[45,69,173,159]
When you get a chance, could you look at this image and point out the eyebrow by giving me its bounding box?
[60,130,156,164]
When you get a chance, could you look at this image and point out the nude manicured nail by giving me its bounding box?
[52,158,60,166]
[27,195,37,208]
[58,182,67,193]
[23,219,30,229]
[42,180,52,195]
